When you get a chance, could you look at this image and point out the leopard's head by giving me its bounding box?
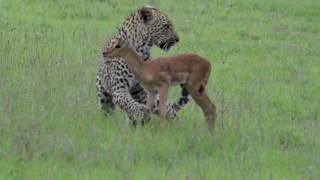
[139,6,180,52]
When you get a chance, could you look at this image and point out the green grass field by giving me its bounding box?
[1,0,319,179]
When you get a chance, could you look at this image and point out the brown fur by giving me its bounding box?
[103,40,217,132]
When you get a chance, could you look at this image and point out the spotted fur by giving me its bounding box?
[96,6,190,123]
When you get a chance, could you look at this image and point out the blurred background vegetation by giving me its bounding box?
[0,0,319,179]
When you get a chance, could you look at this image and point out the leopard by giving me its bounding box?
[96,5,190,124]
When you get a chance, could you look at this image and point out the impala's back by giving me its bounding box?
[146,53,211,85]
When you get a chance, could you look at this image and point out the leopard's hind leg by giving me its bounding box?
[96,76,115,114]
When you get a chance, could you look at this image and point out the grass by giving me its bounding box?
[0,0,319,179]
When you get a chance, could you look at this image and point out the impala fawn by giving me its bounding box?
[103,39,216,132]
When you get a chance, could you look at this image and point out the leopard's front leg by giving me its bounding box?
[111,78,151,125]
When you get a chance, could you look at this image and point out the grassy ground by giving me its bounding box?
[0,0,319,179]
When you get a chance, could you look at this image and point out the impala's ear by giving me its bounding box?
[114,45,120,49]
[116,38,129,49]
[115,39,123,49]
[102,47,110,57]
[140,6,155,24]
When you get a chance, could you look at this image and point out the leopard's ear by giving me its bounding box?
[140,6,155,24]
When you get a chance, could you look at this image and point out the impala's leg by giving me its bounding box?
[186,86,217,132]
[147,91,157,112]
[201,94,216,132]
[152,84,189,119]
[159,85,169,127]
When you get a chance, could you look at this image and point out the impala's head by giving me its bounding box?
[102,38,132,59]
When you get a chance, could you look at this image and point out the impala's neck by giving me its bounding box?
[122,48,146,79]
